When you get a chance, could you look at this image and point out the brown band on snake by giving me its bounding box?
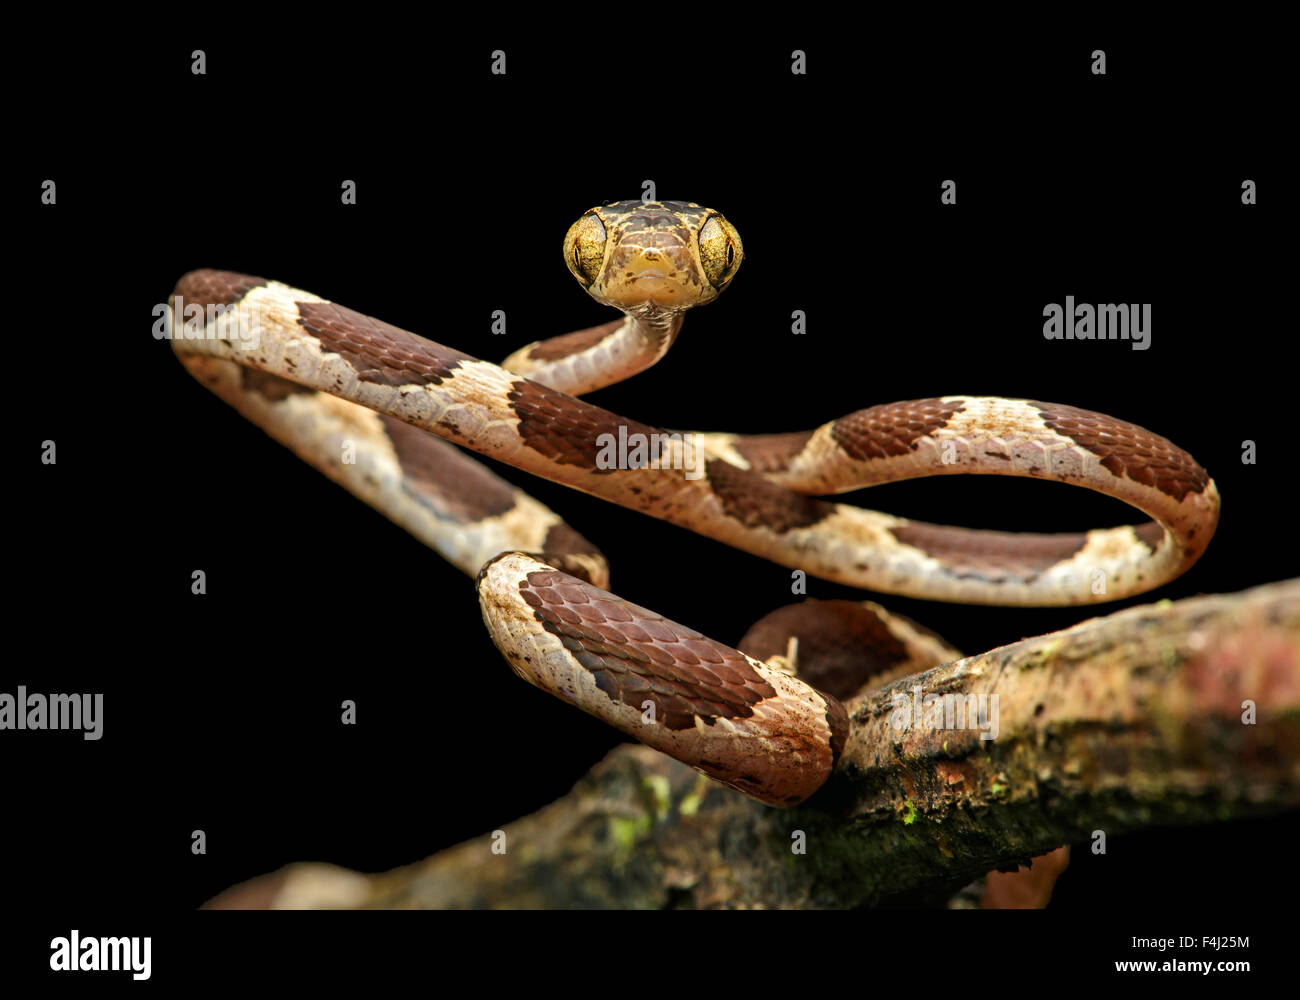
[526,319,626,361]
[1134,520,1167,555]
[378,415,517,521]
[1033,401,1210,502]
[540,522,604,561]
[479,553,850,805]
[739,600,914,700]
[519,568,778,731]
[830,398,967,461]
[172,269,268,311]
[888,522,1089,580]
[706,458,834,533]
[731,430,818,474]
[506,378,662,471]
[239,368,313,402]
[295,301,473,388]
[823,695,849,766]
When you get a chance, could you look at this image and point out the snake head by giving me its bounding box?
[563,200,743,312]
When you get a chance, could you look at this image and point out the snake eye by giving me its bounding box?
[564,212,607,287]
[698,214,743,290]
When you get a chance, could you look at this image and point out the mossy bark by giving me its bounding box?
[205,580,1300,910]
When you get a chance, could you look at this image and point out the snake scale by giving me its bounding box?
[168,200,1220,807]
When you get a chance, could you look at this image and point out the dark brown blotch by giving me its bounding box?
[171,269,268,311]
[541,522,604,561]
[520,568,777,730]
[706,459,834,534]
[1033,401,1210,502]
[1134,521,1167,555]
[889,521,1087,581]
[830,399,966,461]
[380,415,516,520]
[824,694,849,769]
[738,600,911,700]
[239,368,313,402]
[507,378,662,471]
[296,301,473,388]
[731,430,817,474]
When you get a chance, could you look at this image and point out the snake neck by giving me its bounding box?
[625,304,685,367]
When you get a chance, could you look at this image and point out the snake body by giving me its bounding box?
[168,200,1219,807]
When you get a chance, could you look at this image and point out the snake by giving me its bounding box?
[167,200,1220,807]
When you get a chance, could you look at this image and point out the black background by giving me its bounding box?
[11,23,1295,982]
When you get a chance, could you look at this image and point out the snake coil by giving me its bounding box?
[168,200,1218,806]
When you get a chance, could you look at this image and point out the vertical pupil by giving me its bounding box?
[725,243,734,268]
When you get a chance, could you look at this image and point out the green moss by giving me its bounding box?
[678,775,710,817]
[642,775,671,821]
[610,813,652,850]
[902,800,917,825]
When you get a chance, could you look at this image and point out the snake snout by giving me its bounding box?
[606,247,697,308]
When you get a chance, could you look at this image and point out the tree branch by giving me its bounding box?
[206,579,1300,909]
